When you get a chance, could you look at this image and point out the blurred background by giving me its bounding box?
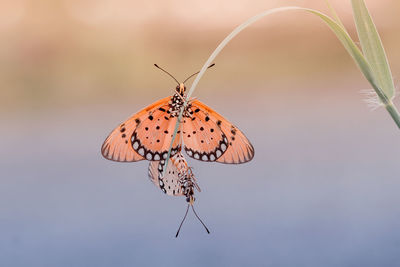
[1,0,400,266]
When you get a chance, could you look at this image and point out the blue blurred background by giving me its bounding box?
[1,0,400,266]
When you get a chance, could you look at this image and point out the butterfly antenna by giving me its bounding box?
[154,64,180,85]
[183,63,215,84]
[191,205,210,234]
[175,204,190,238]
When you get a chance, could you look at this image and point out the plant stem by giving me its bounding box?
[369,79,400,129]
[385,102,400,129]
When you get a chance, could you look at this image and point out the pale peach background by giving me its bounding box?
[1,1,400,266]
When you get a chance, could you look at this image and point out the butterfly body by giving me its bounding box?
[148,152,200,204]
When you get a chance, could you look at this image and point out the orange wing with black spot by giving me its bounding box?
[101,96,182,162]
[182,99,254,164]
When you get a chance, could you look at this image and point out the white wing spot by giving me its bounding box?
[133,141,139,150]
[138,148,145,156]
[221,143,227,151]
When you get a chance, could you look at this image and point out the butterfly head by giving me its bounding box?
[186,193,195,205]
[154,63,215,98]
[176,83,186,96]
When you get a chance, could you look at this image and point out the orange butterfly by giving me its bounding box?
[148,151,209,237]
[101,64,254,164]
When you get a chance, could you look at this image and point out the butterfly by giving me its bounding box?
[101,64,254,164]
[148,151,209,237]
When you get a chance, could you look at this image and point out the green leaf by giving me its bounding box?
[304,8,379,91]
[324,0,347,32]
[352,0,395,100]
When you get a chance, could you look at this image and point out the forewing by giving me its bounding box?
[101,96,171,162]
[133,104,182,161]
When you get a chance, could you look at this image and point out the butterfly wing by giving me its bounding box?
[181,106,229,162]
[148,153,187,196]
[133,103,182,161]
[101,96,181,162]
[183,99,254,164]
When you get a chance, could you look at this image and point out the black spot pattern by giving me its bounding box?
[184,134,229,162]
[130,132,180,161]
[102,91,254,164]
